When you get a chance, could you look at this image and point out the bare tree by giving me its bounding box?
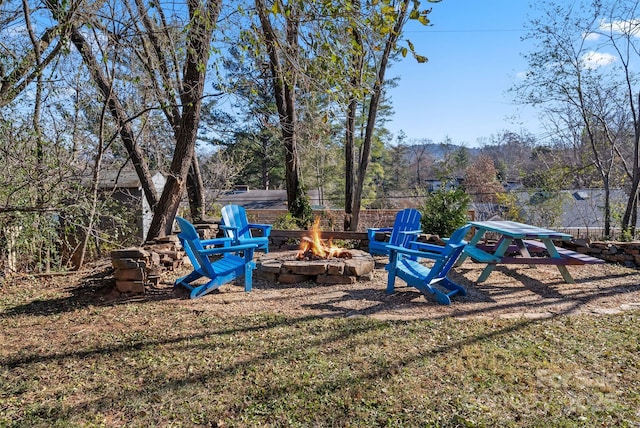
[517,0,636,237]
[38,0,223,238]
[407,140,434,187]
[464,155,505,204]
[0,0,85,107]
[68,26,160,212]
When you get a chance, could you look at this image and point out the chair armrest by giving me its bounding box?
[408,241,446,253]
[367,227,392,239]
[397,229,423,243]
[200,237,230,247]
[248,223,272,235]
[402,229,423,234]
[219,224,240,241]
[200,242,259,256]
[387,244,444,261]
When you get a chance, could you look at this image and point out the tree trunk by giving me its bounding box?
[621,94,640,236]
[260,134,270,189]
[350,0,410,230]
[186,156,206,222]
[146,0,220,239]
[603,177,611,239]
[344,0,363,231]
[344,105,355,231]
[22,0,50,271]
[77,100,108,270]
[632,194,638,236]
[622,168,640,236]
[344,1,362,231]
[256,0,309,225]
[133,0,207,223]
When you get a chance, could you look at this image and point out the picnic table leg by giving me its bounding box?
[515,239,536,268]
[477,237,513,283]
[542,239,575,284]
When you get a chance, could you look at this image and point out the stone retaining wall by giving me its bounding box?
[109,222,224,295]
[565,240,640,269]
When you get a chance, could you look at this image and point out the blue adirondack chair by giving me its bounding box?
[386,224,472,305]
[220,205,272,253]
[367,208,423,256]
[174,216,258,299]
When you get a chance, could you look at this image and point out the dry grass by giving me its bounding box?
[1,258,640,427]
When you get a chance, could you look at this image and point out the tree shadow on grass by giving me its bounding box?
[3,299,542,421]
[299,269,495,318]
[298,263,640,320]
[0,263,179,318]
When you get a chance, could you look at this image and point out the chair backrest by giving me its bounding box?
[433,224,472,275]
[176,216,208,273]
[221,204,251,240]
[389,208,422,247]
[443,224,471,250]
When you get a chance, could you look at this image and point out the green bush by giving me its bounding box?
[273,212,302,230]
[289,196,313,229]
[420,187,471,237]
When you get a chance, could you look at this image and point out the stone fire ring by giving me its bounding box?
[256,249,375,285]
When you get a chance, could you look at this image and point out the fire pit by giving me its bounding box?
[256,249,374,284]
[256,218,374,284]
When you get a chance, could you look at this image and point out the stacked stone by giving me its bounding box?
[191,222,220,239]
[109,222,219,295]
[110,235,187,295]
[111,247,151,294]
[256,249,375,285]
[572,240,640,268]
[143,235,185,274]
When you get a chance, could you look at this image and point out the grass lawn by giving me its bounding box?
[1,270,640,427]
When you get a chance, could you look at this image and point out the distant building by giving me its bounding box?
[89,169,166,242]
[472,188,636,237]
[502,180,524,192]
[213,188,325,210]
[423,178,464,192]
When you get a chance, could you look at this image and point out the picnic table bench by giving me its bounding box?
[457,220,604,284]
[519,240,604,265]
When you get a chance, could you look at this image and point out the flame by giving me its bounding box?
[297,217,348,259]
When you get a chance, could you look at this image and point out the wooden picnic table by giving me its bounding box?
[457,220,603,284]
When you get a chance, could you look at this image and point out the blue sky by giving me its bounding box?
[387,1,540,147]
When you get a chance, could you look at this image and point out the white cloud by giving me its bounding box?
[581,51,616,69]
[583,31,600,42]
[598,18,640,37]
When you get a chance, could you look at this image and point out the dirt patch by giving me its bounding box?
[6,257,640,321]
[160,256,640,320]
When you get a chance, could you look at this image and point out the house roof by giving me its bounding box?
[97,169,143,189]
[214,189,324,209]
[82,169,166,190]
